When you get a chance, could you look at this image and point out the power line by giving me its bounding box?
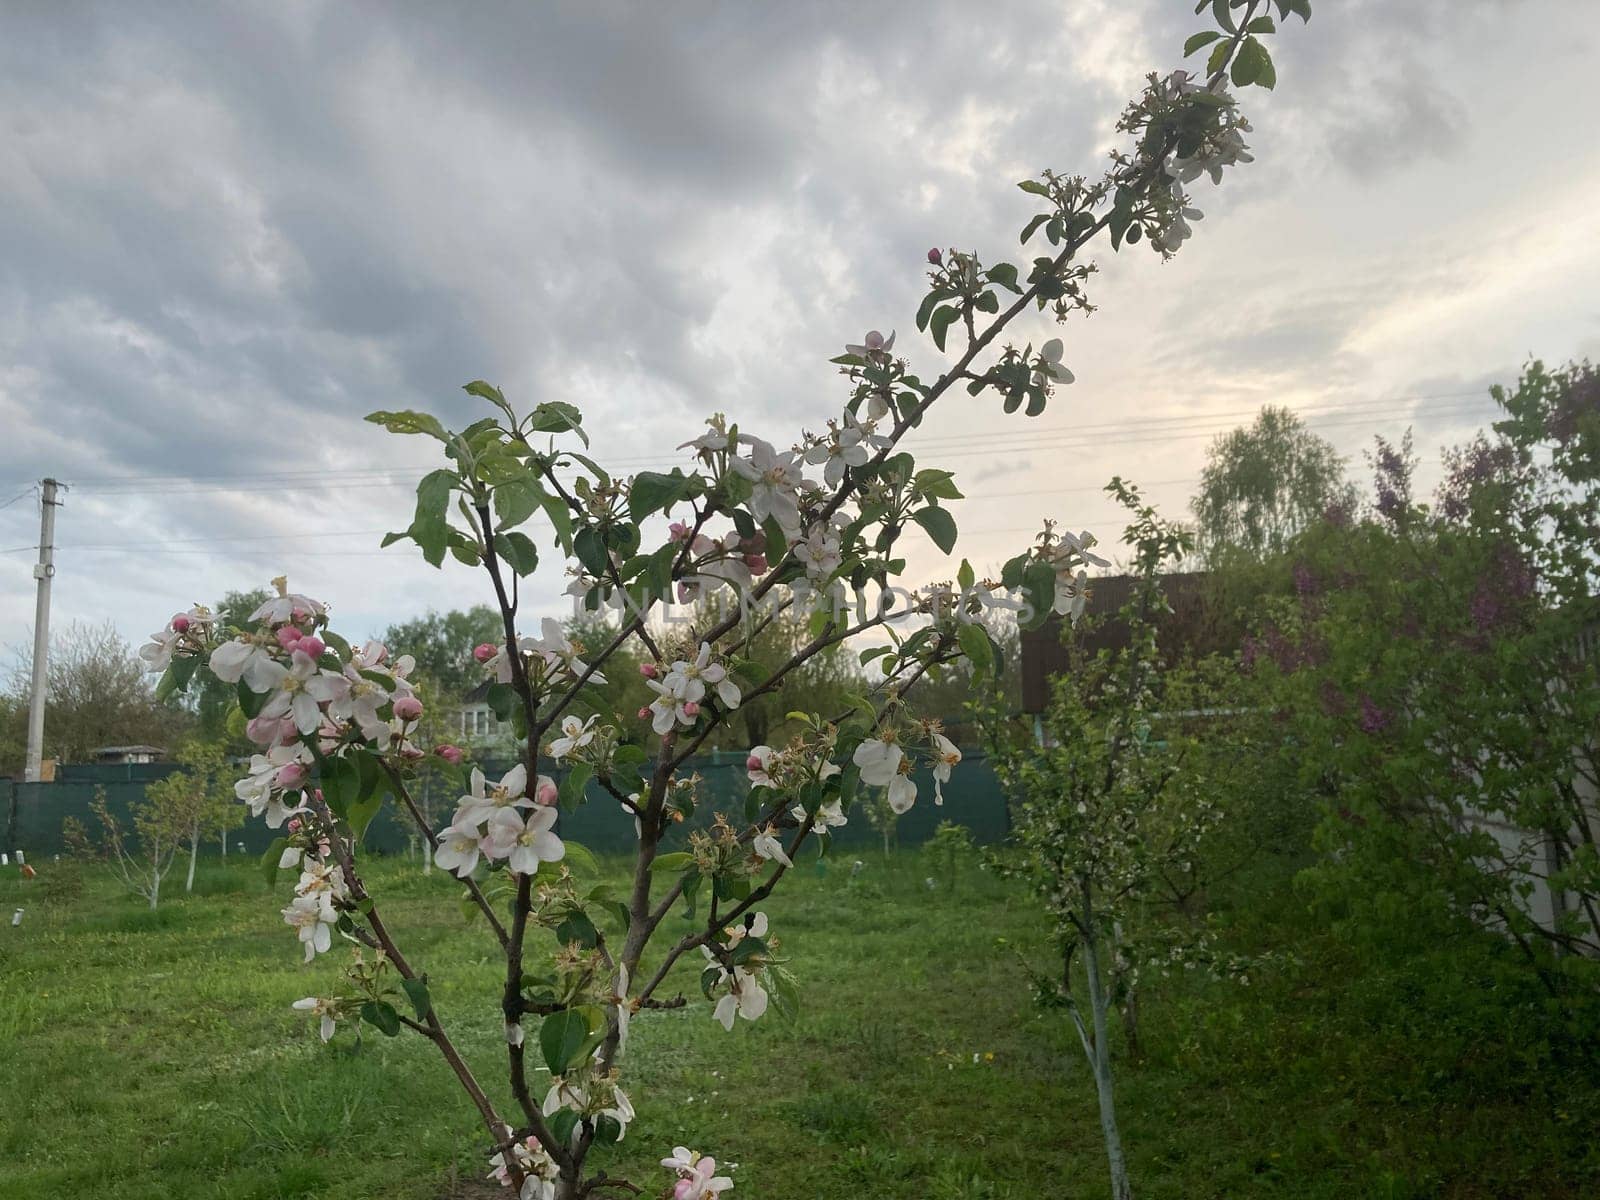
[54,393,1497,500]
[4,387,1491,498]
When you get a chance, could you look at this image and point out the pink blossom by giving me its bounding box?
[640,662,659,679]
[668,520,692,542]
[434,744,464,765]
[536,780,559,807]
[473,643,498,664]
[928,247,942,264]
[277,626,302,650]
[171,614,190,633]
[275,762,308,789]
[746,753,764,773]
[393,696,424,722]
[683,701,700,718]
[743,553,768,574]
[637,706,652,720]
[297,636,326,660]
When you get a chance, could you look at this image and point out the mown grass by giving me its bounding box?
[1,849,1597,1199]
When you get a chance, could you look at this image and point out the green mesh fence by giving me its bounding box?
[3,751,1010,861]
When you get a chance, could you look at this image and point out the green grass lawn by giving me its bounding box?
[2,851,1597,1199]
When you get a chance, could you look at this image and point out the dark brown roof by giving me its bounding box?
[1020,572,1235,713]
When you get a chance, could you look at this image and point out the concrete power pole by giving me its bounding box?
[24,479,62,783]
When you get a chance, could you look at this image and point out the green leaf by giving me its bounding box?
[929,305,960,352]
[1017,179,1052,197]
[914,468,964,501]
[915,288,954,332]
[574,527,608,577]
[548,1109,581,1145]
[1206,40,1230,77]
[561,840,601,877]
[912,507,958,555]
[539,1005,605,1073]
[493,477,542,530]
[462,380,514,418]
[527,401,588,447]
[1022,560,1057,627]
[400,978,432,1021]
[1246,15,1276,33]
[409,469,457,569]
[957,559,976,591]
[261,838,288,887]
[649,851,694,874]
[1232,37,1271,88]
[986,262,1020,293]
[556,908,600,949]
[366,410,449,441]
[360,1000,402,1037]
[628,470,689,523]
[1184,30,1222,55]
[558,762,593,811]
[957,621,995,678]
[493,531,539,577]
[348,790,385,841]
[1020,212,1050,245]
[536,487,575,550]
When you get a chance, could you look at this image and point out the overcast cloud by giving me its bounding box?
[2,0,1598,656]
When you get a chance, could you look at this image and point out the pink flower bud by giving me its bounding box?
[746,753,764,772]
[668,520,691,542]
[393,696,423,722]
[683,701,700,718]
[287,817,302,833]
[434,744,464,765]
[296,636,326,660]
[744,531,767,555]
[744,553,768,574]
[171,614,190,633]
[639,662,658,679]
[291,606,310,625]
[312,788,324,803]
[536,781,559,807]
[275,762,307,789]
[637,706,652,721]
[928,247,942,265]
[245,715,281,746]
[276,626,302,650]
[473,643,498,664]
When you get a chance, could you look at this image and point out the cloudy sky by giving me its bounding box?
[2,0,1597,661]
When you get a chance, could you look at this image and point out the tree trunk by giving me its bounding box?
[1081,931,1133,1200]
[1122,987,1142,1061]
[186,828,199,893]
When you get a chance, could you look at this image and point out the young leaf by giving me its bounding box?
[929,305,960,352]
[912,506,958,555]
[366,410,449,442]
[400,978,432,1021]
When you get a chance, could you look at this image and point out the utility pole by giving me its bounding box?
[24,479,61,783]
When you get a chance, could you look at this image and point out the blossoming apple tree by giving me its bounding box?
[142,5,1305,1196]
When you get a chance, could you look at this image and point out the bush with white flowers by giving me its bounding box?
[143,6,1303,1195]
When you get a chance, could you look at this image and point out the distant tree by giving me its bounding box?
[85,784,183,909]
[1192,405,1356,561]
[383,606,504,698]
[146,739,241,892]
[3,620,188,769]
